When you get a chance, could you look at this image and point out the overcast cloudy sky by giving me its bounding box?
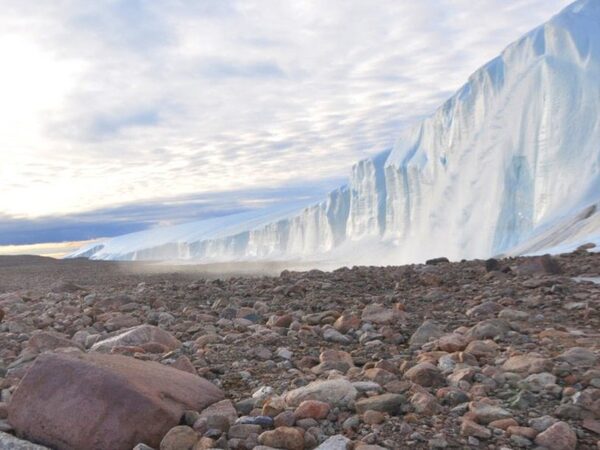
[0,0,572,250]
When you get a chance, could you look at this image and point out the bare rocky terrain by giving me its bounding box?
[0,249,598,450]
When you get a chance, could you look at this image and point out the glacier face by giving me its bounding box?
[70,0,600,264]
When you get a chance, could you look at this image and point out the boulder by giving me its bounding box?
[8,352,224,450]
[90,324,181,352]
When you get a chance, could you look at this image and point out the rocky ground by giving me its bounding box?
[0,249,599,450]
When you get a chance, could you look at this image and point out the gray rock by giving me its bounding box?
[355,393,405,414]
[285,379,357,408]
[91,324,181,352]
[0,432,51,449]
[409,320,444,348]
[315,434,352,450]
[556,347,598,367]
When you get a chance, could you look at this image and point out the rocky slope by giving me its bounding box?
[0,246,599,449]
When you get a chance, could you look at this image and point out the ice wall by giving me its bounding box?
[69,0,600,264]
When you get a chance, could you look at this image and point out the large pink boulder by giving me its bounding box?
[8,352,224,450]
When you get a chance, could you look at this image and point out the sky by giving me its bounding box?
[0,0,573,255]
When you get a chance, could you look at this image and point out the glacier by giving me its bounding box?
[69,0,600,264]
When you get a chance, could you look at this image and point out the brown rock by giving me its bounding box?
[258,427,304,450]
[507,426,538,440]
[262,396,286,417]
[534,421,577,450]
[294,400,330,420]
[488,418,519,430]
[362,410,385,425]
[334,313,361,333]
[8,352,224,450]
[460,419,491,439]
[437,334,468,352]
[160,426,198,450]
[502,354,553,374]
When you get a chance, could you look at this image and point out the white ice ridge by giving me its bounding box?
[69,0,600,264]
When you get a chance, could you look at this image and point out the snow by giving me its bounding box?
[68,0,600,264]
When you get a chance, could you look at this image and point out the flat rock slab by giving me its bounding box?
[8,352,224,450]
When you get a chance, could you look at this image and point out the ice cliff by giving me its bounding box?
[70,0,600,264]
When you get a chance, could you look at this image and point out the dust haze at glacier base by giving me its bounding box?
[70,0,600,266]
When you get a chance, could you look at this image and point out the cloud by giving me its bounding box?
[0,0,574,243]
[0,178,343,245]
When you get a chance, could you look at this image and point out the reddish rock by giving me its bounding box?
[8,352,224,450]
[460,419,491,439]
[404,362,444,387]
[91,324,181,352]
[273,314,293,328]
[364,368,398,385]
[294,400,330,420]
[534,421,577,450]
[437,334,468,352]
